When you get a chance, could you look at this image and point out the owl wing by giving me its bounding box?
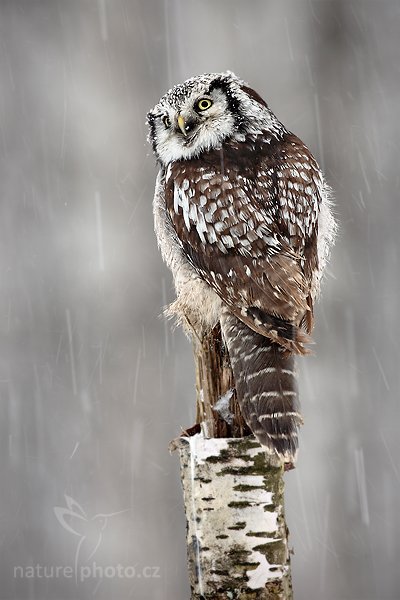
[165,144,321,353]
[268,134,323,331]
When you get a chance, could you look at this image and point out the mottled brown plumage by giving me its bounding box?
[164,131,321,353]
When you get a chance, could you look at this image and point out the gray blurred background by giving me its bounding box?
[0,1,399,598]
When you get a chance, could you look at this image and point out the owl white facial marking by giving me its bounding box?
[147,71,283,166]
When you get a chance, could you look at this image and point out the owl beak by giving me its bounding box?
[177,114,187,136]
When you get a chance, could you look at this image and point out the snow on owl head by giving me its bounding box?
[147,71,283,165]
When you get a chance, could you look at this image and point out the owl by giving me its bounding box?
[147,71,336,462]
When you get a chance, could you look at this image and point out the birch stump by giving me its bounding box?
[176,324,293,599]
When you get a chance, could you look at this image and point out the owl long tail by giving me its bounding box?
[221,309,303,462]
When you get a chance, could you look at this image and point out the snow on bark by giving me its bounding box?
[178,433,293,599]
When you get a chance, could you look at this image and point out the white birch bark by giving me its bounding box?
[178,433,293,600]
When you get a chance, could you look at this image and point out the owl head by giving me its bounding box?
[147,71,283,165]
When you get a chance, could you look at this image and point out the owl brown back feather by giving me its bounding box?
[164,132,320,352]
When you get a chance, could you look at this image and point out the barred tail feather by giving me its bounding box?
[221,310,303,462]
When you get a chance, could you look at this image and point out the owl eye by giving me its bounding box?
[196,98,213,111]
[163,115,171,128]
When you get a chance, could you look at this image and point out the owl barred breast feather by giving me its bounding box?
[147,71,336,462]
